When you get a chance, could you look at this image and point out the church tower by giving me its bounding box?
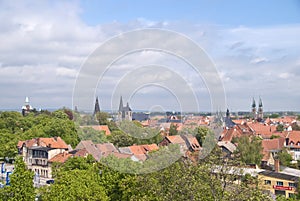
[22,96,33,116]
[251,98,257,120]
[257,97,263,121]
[93,97,100,116]
[117,96,132,121]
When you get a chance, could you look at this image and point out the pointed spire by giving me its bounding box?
[94,96,100,115]
[252,98,256,108]
[259,97,263,107]
[25,96,29,105]
[119,96,123,112]
[226,108,230,117]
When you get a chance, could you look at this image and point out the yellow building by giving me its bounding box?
[258,170,299,198]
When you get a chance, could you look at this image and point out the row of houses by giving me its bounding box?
[17,134,201,179]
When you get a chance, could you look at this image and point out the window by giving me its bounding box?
[289,183,297,188]
[264,180,271,185]
[276,181,283,186]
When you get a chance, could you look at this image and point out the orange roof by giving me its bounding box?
[18,137,68,149]
[73,148,89,157]
[17,141,25,148]
[261,138,285,161]
[287,131,300,148]
[220,127,243,142]
[232,119,246,125]
[129,145,146,155]
[166,135,185,144]
[248,123,277,138]
[49,152,72,163]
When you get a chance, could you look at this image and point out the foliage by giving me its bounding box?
[276,124,285,132]
[269,113,280,118]
[0,157,35,201]
[194,126,210,146]
[40,169,108,201]
[0,111,80,158]
[169,123,178,136]
[95,112,110,125]
[108,122,163,147]
[235,136,263,165]
[291,123,300,131]
[77,126,108,144]
[278,149,293,166]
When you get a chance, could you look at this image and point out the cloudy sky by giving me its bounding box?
[0,0,300,112]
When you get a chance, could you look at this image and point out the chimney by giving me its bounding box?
[274,159,280,172]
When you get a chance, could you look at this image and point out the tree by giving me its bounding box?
[1,156,35,201]
[276,124,284,132]
[108,130,134,147]
[278,149,293,166]
[77,126,108,144]
[169,123,178,136]
[96,112,110,125]
[194,126,210,146]
[235,136,263,165]
[40,169,108,201]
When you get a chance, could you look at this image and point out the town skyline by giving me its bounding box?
[0,1,299,111]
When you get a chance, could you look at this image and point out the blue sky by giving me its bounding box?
[0,0,299,112]
[80,0,300,26]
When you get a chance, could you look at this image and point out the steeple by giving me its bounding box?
[251,98,257,120]
[259,97,263,107]
[252,98,256,108]
[258,97,263,121]
[93,97,100,115]
[118,96,123,112]
[226,108,230,118]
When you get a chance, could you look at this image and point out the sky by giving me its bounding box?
[0,0,300,112]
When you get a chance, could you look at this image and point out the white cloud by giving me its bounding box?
[0,1,299,111]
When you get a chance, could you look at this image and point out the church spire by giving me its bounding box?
[119,96,123,112]
[252,97,256,108]
[259,97,263,107]
[94,96,100,115]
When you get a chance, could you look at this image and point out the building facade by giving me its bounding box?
[17,137,69,178]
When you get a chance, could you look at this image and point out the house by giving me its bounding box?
[261,138,285,167]
[75,140,102,161]
[285,131,300,161]
[17,137,69,178]
[258,170,299,198]
[160,135,201,157]
[217,141,237,158]
[118,144,159,161]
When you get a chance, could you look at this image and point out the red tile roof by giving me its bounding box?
[166,135,186,144]
[48,152,72,163]
[248,123,277,138]
[17,137,68,149]
[286,131,300,148]
[261,138,285,161]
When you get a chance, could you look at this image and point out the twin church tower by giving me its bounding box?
[93,96,132,121]
[251,97,263,121]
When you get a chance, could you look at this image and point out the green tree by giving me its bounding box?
[96,112,110,125]
[40,169,108,201]
[276,124,285,132]
[2,157,35,201]
[278,149,293,166]
[194,126,210,146]
[235,136,263,165]
[108,130,134,147]
[169,123,178,136]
